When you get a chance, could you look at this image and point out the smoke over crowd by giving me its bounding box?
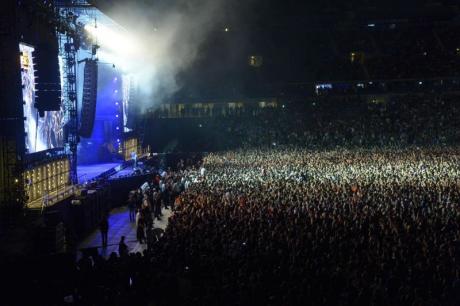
[91,0,231,111]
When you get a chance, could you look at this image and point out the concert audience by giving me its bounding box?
[151,93,459,152]
[43,144,458,306]
[5,94,459,306]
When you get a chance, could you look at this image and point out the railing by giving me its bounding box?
[27,185,77,210]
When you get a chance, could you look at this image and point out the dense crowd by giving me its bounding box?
[24,146,456,305]
[155,148,460,305]
[7,94,460,306]
[149,93,460,152]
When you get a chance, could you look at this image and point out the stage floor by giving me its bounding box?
[109,166,136,179]
[77,163,122,184]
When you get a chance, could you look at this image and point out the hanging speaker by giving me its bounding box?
[79,59,98,138]
[34,25,61,113]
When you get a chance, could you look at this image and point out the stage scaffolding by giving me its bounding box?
[0,0,26,217]
[54,0,132,184]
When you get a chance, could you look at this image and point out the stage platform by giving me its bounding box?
[108,165,136,179]
[77,163,122,184]
[26,162,142,210]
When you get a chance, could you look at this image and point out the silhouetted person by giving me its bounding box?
[99,214,109,247]
[118,236,128,257]
[153,191,162,220]
[128,192,136,222]
[136,214,146,244]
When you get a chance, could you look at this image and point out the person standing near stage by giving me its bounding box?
[136,189,143,211]
[171,179,182,211]
[128,191,136,222]
[160,179,169,209]
[118,236,128,257]
[136,212,146,244]
[143,193,153,230]
[153,190,162,221]
[99,214,109,247]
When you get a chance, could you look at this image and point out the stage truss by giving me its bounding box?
[57,16,79,184]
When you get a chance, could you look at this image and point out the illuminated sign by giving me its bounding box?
[20,51,31,68]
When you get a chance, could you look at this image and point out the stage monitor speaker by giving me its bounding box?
[79,59,98,138]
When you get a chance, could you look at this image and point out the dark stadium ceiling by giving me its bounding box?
[88,0,460,31]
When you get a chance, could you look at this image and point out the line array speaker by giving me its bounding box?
[79,59,98,138]
[34,33,62,114]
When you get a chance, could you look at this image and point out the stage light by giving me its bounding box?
[115,102,119,105]
[224,27,229,32]
[84,23,142,57]
[116,126,119,130]
[117,139,120,142]
[114,89,118,93]
[116,114,119,118]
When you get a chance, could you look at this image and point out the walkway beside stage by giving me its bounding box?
[78,206,172,258]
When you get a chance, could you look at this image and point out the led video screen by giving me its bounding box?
[20,43,64,154]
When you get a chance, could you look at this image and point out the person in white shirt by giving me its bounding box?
[135,209,141,227]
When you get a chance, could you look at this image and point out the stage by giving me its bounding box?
[108,165,137,179]
[77,163,122,183]
[25,161,142,210]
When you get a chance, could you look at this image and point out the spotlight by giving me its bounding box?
[116,114,119,118]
